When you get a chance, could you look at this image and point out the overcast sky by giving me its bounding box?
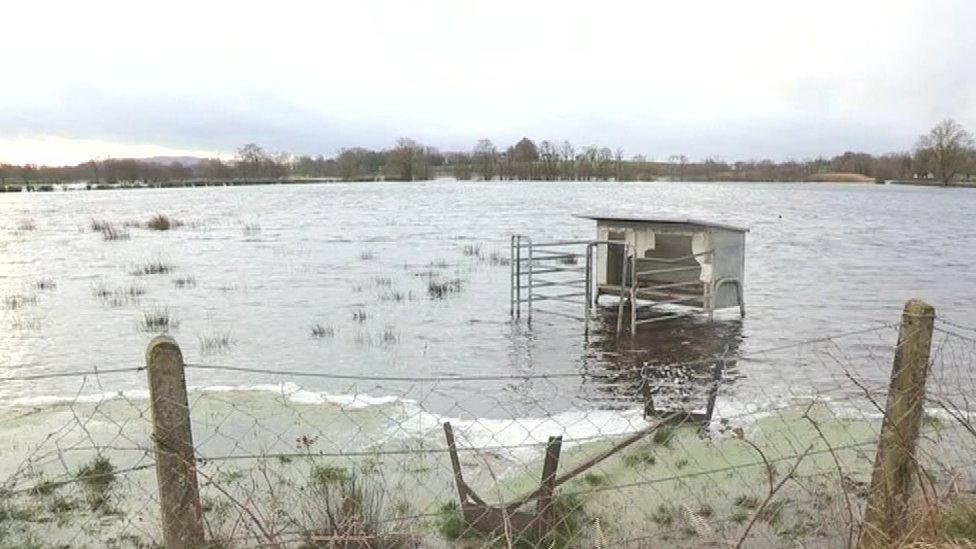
[2,0,974,165]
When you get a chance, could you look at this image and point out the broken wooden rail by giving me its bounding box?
[442,413,681,540]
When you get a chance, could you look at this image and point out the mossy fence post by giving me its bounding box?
[146,336,205,548]
[858,299,935,549]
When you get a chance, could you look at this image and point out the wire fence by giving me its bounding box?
[1,306,975,548]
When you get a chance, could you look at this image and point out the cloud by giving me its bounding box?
[2,0,974,164]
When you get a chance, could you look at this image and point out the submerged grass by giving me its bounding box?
[310,324,335,338]
[381,326,399,344]
[462,244,483,259]
[92,283,146,307]
[3,293,38,310]
[173,276,197,289]
[145,213,183,231]
[91,219,130,241]
[199,332,234,355]
[139,308,178,332]
[488,251,511,266]
[132,259,173,276]
[379,290,411,302]
[34,278,56,291]
[427,278,463,299]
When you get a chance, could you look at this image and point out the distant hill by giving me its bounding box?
[137,156,207,166]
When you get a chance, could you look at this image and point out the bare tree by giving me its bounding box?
[538,140,557,180]
[915,119,974,185]
[236,143,267,179]
[472,139,497,180]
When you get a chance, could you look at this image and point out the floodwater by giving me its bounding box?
[1,180,975,420]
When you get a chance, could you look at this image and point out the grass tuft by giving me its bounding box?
[3,293,37,310]
[352,309,368,323]
[310,465,348,487]
[427,278,463,299]
[462,244,483,259]
[651,504,676,527]
[436,493,586,548]
[488,251,511,266]
[623,447,657,468]
[145,214,183,231]
[379,290,409,302]
[652,426,676,447]
[139,308,178,332]
[132,259,173,276]
[199,332,234,355]
[733,494,761,510]
[91,219,130,241]
[311,324,335,338]
[93,283,145,307]
[16,219,37,231]
[34,278,56,291]
[76,455,116,512]
[940,499,976,540]
[300,472,413,548]
[173,276,197,289]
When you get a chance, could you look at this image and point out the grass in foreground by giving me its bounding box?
[76,455,117,512]
[436,492,588,549]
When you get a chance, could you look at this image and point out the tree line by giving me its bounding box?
[2,119,974,188]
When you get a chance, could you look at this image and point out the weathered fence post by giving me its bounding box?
[858,299,935,549]
[146,336,205,549]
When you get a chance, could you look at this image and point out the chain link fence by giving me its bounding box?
[2,304,975,548]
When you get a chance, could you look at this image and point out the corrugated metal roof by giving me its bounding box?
[573,213,749,232]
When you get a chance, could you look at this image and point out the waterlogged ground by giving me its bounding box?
[2,180,976,547]
[1,392,973,548]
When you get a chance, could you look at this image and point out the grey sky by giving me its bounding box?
[3,0,975,164]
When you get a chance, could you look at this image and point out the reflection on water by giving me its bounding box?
[581,307,743,421]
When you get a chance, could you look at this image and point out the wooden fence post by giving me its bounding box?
[858,299,935,549]
[146,336,205,549]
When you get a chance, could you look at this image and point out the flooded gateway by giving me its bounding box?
[2,179,976,547]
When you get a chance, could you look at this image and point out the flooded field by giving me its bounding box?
[3,180,975,410]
